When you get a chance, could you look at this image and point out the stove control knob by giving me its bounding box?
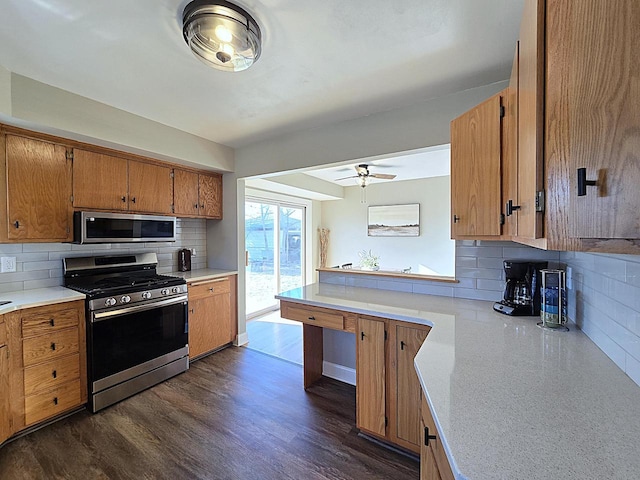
[105,297,117,307]
[161,288,170,296]
[121,295,131,304]
[172,286,181,294]
[141,291,152,300]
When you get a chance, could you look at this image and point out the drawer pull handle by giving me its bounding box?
[577,168,598,196]
[308,316,315,321]
[121,196,126,202]
[51,342,56,351]
[361,331,365,341]
[400,340,406,350]
[209,288,214,292]
[52,370,57,379]
[424,426,437,446]
[49,318,55,327]
[132,197,137,204]
[194,203,199,209]
[53,397,58,406]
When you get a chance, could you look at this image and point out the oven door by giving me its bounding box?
[89,295,188,392]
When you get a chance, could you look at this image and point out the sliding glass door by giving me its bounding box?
[245,199,305,318]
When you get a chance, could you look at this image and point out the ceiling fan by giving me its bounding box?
[336,164,397,187]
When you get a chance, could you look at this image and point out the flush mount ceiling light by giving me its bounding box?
[182,0,262,72]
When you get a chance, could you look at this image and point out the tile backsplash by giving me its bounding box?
[0,218,207,294]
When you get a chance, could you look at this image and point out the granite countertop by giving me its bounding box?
[276,283,640,480]
[169,268,238,283]
[0,287,86,316]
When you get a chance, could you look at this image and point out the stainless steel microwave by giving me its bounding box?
[74,211,177,244]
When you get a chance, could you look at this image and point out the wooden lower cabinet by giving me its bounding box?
[356,316,386,437]
[187,276,237,359]
[6,300,87,434]
[421,395,454,480]
[355,315,431,454]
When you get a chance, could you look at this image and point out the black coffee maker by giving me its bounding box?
[493,260,548,316]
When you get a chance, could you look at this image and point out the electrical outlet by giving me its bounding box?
[1,257,16,273]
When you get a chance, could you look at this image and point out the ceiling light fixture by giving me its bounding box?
[182,0,262,72]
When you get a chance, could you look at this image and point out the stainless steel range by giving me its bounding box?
[63,253,189,412]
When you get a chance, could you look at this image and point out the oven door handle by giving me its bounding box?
[92,295,188,322]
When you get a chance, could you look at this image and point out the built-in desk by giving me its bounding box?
[278,287,431,455]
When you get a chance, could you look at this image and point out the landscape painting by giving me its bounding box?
[368,204,420,237]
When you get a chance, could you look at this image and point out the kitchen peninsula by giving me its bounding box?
[276,283,640,480]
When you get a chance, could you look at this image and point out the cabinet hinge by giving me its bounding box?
[500,105,505,118]
[385,416,388,427]
[500,213,505,225]
[384,330,387,341]
[535,190,545,212]
[171,204,175,213]
[66,150,74,161]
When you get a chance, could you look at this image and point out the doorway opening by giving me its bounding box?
[244,196,306,364]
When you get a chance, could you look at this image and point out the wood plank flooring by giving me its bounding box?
[246,310,303,365]
[0,347,419,479]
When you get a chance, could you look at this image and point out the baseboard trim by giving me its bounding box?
[322,361,356,386]
[235,331,249,346]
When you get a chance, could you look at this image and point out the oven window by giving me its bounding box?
[90,302,188,381]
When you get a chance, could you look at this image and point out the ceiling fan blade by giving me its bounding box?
[335,175,358,181]
[369,173,396,180]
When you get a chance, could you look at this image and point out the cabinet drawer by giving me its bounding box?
[189,277,231,300]
[21,308,79,338]
[24,353,80,396]
[282,304,344,330]
[0,321,5,347]
[24,379,82,426]
[22,327,79,367]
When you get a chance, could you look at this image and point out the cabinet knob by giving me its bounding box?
[13,220,20,229]
[49,318,55,327]
[200,204,205,209]
[189,308,195,314]
[360,331,365,341]
[194,203,199,209]
[505,200,521,216]
[308,316,315,321]
[577,168,598,196]
[209,287,214,292]
[53,397,58,406]
[121,196,126,202]
[50,342,56,351]
[52,370,57,379]
[453,215,460,223]
[400,340,406,350]
[424,426,437,446]
[132,197,137,204]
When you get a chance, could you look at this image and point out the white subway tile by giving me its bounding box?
[377,280,412,293]
[24,278,63,290]
[412,284,454,297]
[23,260,65,272]
[455,267,503,280]
[23,243,72,252]
[0,244,23,254]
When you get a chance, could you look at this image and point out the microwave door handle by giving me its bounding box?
[92,295,188,323]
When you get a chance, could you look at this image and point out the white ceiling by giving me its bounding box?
[305,145,451,186]
[0,0,523,148]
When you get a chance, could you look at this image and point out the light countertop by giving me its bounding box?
[276,283,640,480]
[169,268,238,283]
[0,287,86,315]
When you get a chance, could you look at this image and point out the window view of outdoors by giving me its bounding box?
[245,201,304,316]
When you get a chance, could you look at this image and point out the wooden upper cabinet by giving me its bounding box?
[199,173,222,219]
[547,0,640,239]
[4,135,72,241]
[516,0,545,240]
[356,316,386,438]
[128,161,173,214]
[72,149,128,211]
[173,169,200,216]
[451,94,503,238]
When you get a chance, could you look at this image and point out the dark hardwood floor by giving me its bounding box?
[0,347,419,480]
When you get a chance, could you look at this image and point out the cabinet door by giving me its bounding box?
[199,173,222,219]
[356,316,386,437]
[0,345,10,444]
[420,417,442,480]
[128,161,173,214]
[173,169,200,216]
[73,149,128,211]
[394,324,429,449]
[188,296,212,358]
[5,135,72,241]
[451,94,502,237]
[517,0,544,239]
[188,279,232,359]
[548,0,640,238]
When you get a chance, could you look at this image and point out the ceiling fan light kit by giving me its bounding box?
[183,0,262,72]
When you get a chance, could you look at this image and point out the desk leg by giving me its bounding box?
[303,323,323,389]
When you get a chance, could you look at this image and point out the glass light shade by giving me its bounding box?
[183,1,262,72]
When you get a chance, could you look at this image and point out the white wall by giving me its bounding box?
[0,65,10,116]
[321,176,455,276]
[3,73,234,172]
